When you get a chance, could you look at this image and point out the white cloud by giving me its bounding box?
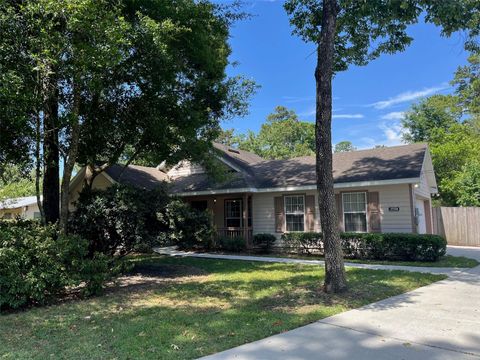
[298,107,316,117]
[378,122,405,146]
[299,108,354,118]
[371,84,448,109]
[381,111,405,120]
[282,96,314,104]
[332,114,364,119]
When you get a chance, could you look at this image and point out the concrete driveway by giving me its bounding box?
[200,246,480,360]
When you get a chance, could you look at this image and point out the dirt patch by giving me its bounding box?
[127,263,207,278]
[104,264,208,294]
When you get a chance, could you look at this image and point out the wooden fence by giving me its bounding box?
[432,207,480,247]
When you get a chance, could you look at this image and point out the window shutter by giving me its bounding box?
[274,196,284,233]
[367,192,381,233]
[305,195,316,231]
[335,193,344,231]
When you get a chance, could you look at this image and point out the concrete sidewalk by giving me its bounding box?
[154,246,470,276]
[154,246,480,359]
[193,247,480,360]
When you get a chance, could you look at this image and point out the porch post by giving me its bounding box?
[243,193,250,248]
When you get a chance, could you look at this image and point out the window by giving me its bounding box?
[285,195,305,232]
[342,192,367,232]
[2,212,12,219]
[224,199,242,228]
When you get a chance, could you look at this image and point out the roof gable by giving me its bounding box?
[171,143,429,193]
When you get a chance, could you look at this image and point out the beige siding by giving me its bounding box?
[167,160,205,178]
[24,203,40,219]
[414,168,431,200]
[252,184,414,236]
[0,203,40,219]
[252,190,321,238]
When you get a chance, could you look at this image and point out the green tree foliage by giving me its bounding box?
[284,0,479,292]
[334,141,356,153]
[429,124,480,206]
[444,159,480,207]
[402,95,462,143]
[0,0,255,228]
[0,165,37,201]
[237,106,315,159]
[69,184,171,258]
[216,128,238,147]
[453,51,480,123]
[402,47,480,206]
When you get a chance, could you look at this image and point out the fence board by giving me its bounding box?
[433,207,480,247]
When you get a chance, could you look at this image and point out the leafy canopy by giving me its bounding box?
[402,45,480,206]
[402,95,463,143]
[334,141,356,153]
[237,106,315,159]
[285,0,480,73]
[0,0,255,177]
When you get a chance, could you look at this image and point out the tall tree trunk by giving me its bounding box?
[315,0,347,293]
[42,75,60,224]
[34,110,45,225]
[59,80,81,233]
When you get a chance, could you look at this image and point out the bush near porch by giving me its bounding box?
[281,232,447,262]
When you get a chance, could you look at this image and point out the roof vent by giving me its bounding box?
[227,148,240,154]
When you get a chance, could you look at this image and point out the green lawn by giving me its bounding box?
[257,253,479,268]
[1,255,445,360]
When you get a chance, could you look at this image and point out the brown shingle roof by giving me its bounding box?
[171,143,428,193]
[105,164,168,190]
[103,143,428,193]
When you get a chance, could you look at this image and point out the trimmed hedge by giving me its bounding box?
[281,231,446,262]
[281,232,322,254]
[216,236,246,252]
[253,233,276,253]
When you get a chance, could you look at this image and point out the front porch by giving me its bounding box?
[184,193,253,247]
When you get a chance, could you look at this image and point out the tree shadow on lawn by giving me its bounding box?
[0,256,445,360]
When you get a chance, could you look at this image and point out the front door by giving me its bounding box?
[415,199,427,234]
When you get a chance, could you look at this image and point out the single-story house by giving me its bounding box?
[68,142,438,245]
[0,196,42,220]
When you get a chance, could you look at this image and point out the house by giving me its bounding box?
[0,196,42,220]
[68,142,438,246]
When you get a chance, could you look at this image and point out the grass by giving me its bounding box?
[0,255,446,360]
[253,253,479,268]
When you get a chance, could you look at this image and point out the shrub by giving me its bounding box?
[253,233,277,253]
[216,236,246,252]
[340,232,383,259]
[0,220,112,310]
[380,233,447,261]
[338,232,446,261]
[281,232,323,254]
[165,200,215,250]
[69,184,170,257]
[279,230,446,262]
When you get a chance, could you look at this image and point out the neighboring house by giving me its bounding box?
[69,142,438,245]
[0,196,42,220]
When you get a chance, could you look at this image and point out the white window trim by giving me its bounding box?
[342,192,368,233]
[224,199,243,228]
[284,194,306,232]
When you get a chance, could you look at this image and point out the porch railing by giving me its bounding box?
[216,227,253,245]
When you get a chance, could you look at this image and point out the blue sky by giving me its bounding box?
[220,0,469,149]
